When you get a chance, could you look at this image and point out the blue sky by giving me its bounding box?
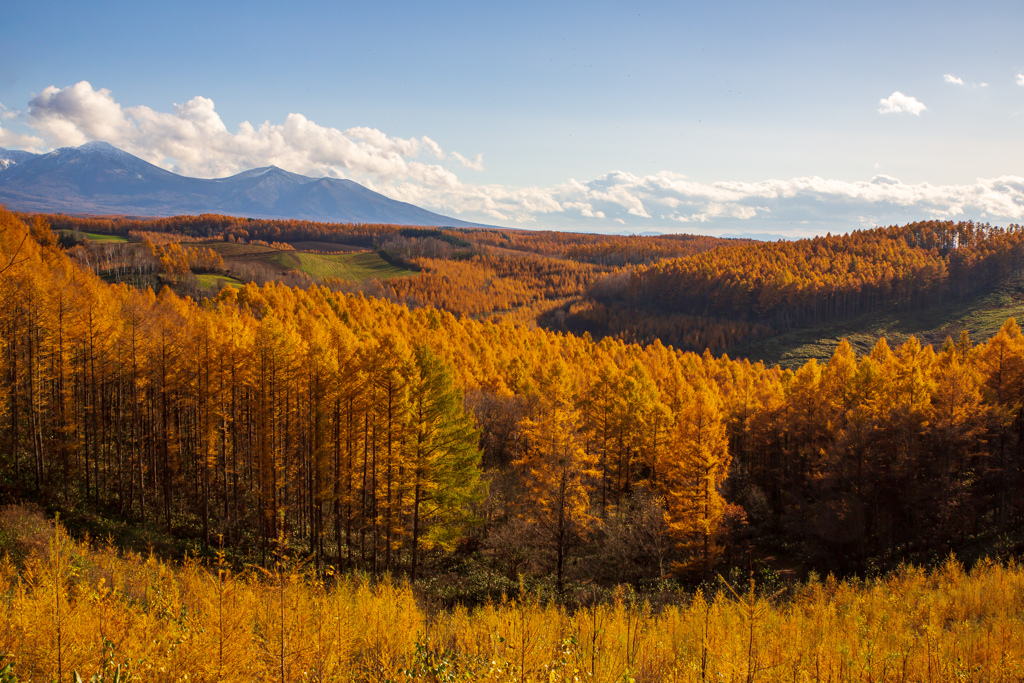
[2,0,1024,235]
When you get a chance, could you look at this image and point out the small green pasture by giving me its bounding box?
[196,274,244,290]
[263,251,411,281]
[59,230,127,243]
[206,242,280,257]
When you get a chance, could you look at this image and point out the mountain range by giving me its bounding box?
[0,142,485,227]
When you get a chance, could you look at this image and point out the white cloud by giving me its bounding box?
[24,81,467,186]
[380,168,1024,237]
[0,104,20,121]
[878,91,927,116]
[1017,74,1024,87]
[451,151,484,171]
[943,74,964,85]
[0,126,44,151]
[0,102,43,151]
[8,81,1024,236]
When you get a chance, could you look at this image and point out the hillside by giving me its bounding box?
[39,211,739,323]
[731,272,1024,367]
[5,207,1024,593]
[553,220,1024,358]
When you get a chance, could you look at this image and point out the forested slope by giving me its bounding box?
[37,212,741,328]
[559,220,1024,354]
[4,208,1024,585]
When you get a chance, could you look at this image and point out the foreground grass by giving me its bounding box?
[2,508,1023,682]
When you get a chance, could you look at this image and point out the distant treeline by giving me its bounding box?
[35,212,429,249]
[624,221,1024,328]
[30,212,741,266]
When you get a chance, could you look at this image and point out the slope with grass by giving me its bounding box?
[57,229,127,243]
[731,272,1024,367]
[2,506,1023,683]
[264,250,412,281]
[195,273,244,290]
[205,242,416,284]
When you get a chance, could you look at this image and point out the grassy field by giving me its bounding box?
[58,230,127,243]
[207,242,413,282]
[195,273,244,290]
[732,276,1024,368]
[263,250,412,281]
[4,507,1024,683]
[205,242,280,257]
[287,240,366,252]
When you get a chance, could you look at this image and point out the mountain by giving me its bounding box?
[0,147,38,170]
[0,142,487,227]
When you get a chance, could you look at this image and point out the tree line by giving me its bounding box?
[624,221,1024,329]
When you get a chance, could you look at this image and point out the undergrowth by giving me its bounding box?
[1,506,1023,682]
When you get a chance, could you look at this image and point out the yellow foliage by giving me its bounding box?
[1,510,1023,682]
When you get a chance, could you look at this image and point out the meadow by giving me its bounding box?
[2,505,1022,683]
[56,231,127,244]
[262,250,411,282]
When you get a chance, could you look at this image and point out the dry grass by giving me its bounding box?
[2,508,1024,682]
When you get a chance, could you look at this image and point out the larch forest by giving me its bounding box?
[4,207,1024,681]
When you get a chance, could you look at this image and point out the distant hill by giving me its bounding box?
[547,220,1024,358]
[720,232,791,241]
[0,141,487,227]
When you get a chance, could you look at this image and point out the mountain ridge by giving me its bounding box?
[0,143,489,227]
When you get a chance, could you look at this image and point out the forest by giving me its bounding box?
[5,208,1024,681]
[546,220,1024,353]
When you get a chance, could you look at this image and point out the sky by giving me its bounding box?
[2,0,1024,237]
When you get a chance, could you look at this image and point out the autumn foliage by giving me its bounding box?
[3,507,1024,682]
[7,207,1024,678]
[4,208,1024,582]
[628,220,1024,327]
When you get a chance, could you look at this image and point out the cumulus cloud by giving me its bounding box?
[0,126,44,151]
[23,81,464,185]
[451,151,484,171]
[0,104,20,121]
[878,91,926,115]
[375,167,1024,237]
[1017,74,1024,87]
[7,81,1024,236]
[943,74,964,85]
[0,103,43,151]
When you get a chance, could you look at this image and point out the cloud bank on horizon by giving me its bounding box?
[3,81,1024,237]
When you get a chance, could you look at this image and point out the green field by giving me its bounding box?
[263,250,412,281]
[206,242,280,257]
[59,230,127,243]
[195,273,244,290]
[287,240,365,252]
